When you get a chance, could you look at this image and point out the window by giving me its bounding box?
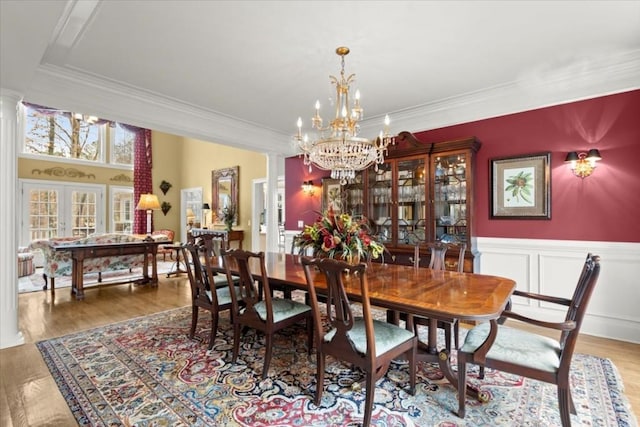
[111,123,135,166]
[23,104,103,161]
[21,103,134,167]
[110,187,134,233]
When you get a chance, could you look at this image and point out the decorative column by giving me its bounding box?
[0,89,24,349]
[265,153,284,253]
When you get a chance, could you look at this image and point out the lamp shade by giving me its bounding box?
[564,152,580,162]
[586,149,602,161]
[202,203,211,210]
[136,194,160,210]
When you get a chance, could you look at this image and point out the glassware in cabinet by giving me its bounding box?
[433,152,468,244]
[367,162,393,244]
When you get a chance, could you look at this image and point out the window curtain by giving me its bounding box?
[125,125,153,234]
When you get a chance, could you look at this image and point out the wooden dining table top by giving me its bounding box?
[214,252,516,324]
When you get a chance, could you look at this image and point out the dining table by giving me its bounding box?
[212,252,516,400]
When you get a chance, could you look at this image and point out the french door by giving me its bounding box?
[19,180,105,246]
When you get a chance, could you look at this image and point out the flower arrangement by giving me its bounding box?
[298,207,385,263]
[220,204,236,231]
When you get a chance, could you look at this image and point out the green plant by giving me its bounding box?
[505,170,533,203]
[221,204,236,229]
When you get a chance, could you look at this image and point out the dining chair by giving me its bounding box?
[301,257,417,427]
[222,249,314,379]
[456,254,601,427]
[181,237,241,350]
[410,241,467,350]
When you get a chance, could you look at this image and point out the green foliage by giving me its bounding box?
[505,171,532,203]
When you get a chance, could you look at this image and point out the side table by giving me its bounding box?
[165,244,187,277]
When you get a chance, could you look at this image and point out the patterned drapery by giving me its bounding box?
[130,126,153,234]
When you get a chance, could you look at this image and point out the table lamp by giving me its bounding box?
[136,193,160,237]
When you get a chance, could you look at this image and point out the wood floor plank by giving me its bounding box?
[1,275,638,426]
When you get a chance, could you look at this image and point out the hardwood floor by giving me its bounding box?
[1,276,638,426]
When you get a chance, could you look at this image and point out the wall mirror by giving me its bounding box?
[212,166,239,226]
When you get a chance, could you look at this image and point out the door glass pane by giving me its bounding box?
[433,153,467,243]
[71,191,97,237]
[112,189,134,233]
[341,171,364,219]
[29,189,59,240]
[367,163,392,244]
[397,158,426,246]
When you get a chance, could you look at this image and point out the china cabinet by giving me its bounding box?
[338,132,480,272]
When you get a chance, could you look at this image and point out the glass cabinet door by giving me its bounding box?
[433,152,468,244]
[396,157,426,246]
[341,172,365,218]
[367,162,393,245]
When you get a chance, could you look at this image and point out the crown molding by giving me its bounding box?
[360,49,640,137]
[23,49,640,157]
[26,64,297,156]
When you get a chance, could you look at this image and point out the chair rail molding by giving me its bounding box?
[475,237,640,343]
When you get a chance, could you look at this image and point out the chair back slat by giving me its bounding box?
[302,257,372,356]
[223,249,272,323]
[428,242,448,270]
[414,241,467,272]
[182,242,219,307]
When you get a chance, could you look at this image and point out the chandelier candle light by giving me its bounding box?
[295,47,395,185]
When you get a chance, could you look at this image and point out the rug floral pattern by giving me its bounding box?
[37,307,635,426]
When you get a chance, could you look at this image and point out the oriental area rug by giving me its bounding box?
[37,306,636,426]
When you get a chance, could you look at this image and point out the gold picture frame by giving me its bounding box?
[490,152,551,219]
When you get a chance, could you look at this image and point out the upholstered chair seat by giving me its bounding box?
[325,318,416,357]
[205,285,241,308]
[461,323,561,373]
[252,299,312,323]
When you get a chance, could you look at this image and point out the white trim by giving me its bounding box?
[251,178,266,252]
[180,187,202,243]
[25,51,640,157]
[476,237,640,344]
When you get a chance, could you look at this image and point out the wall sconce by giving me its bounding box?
[564,149,602,178]
[302,180,315,195]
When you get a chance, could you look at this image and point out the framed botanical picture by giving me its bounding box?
[322,178,344,213]
[490,152,551,219]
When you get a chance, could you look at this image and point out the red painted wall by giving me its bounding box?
[285,90,640,243]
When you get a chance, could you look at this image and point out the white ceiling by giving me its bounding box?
[2,0,639,156]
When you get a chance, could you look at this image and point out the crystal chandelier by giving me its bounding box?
[294,47,395,185]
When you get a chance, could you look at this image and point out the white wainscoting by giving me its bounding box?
[475,237,640,344]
